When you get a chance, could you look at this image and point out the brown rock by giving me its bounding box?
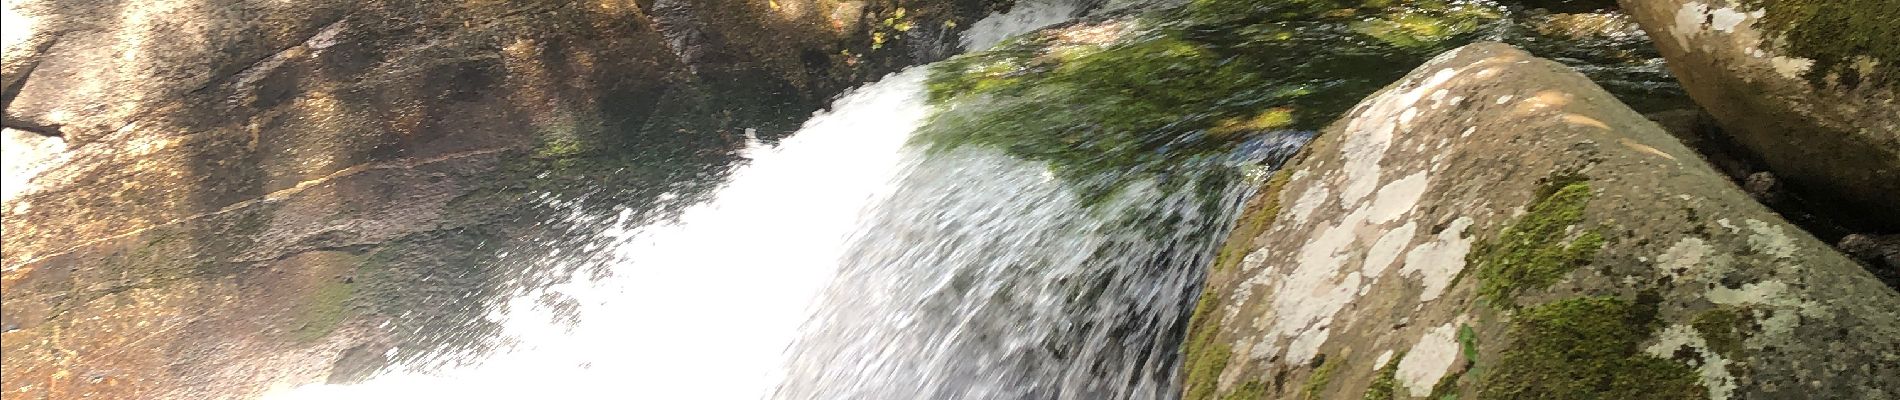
[1619,0,1900,227]
[1186,42,1900,400]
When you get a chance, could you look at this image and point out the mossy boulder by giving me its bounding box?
[1187,42,1900,400]
[1617,0,1900,227]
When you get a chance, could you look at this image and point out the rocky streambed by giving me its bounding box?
[2,0,1896,399]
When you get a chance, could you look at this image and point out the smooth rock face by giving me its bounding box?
[1186,43,1900,400]
[0,0,1003,397]
[1617,0,1900,227]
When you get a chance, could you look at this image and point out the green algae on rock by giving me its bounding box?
[920,0,1684,205]
[1478,296,1704,400]
[920,0,1503,200]
[1302,355,1343,399]
[1471,175,1608,307]
[1363,351,1406,400]
[1738,0,1899,85]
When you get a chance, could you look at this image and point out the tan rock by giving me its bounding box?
[1185,42,1900,400]
[1618,0,1900,226]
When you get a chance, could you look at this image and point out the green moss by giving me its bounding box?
[1477,296,1704,400]
[1743,0,1900,85]
[1184,280,1236,400]
[1424,324,1481,399]
[1225,381,1268,400]
[1212,170,1294,273]
[1180,161,1303,400]
[1505,0,1617,13]
[1470,176,1606,307]
[1185,341,1235,400]
[293,278,356,342]
[1353,5,1503,50]
[921,0,1676,195]
[1302,357,1342,399]
[535,135,589,160]
[919,0,1497,199]
[1692,308,1751,357]
[1458,324,1480,361]
[1428,368,1468,400]
[1364,351,1406,400]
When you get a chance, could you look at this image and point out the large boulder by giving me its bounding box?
[0,0,1005,397]
[1185,43,1900,400]
[1617,0,1900,227]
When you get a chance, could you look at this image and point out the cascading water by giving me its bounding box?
[267,64,943,399]
[265,2,1311,398]
[772,148,1266,400]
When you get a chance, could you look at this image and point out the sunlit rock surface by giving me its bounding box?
[1187,43,1900,400]
[0,0,1007,397]
[1618,0,1900,227]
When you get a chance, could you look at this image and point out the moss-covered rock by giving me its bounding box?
[1471,175,1608,307]
[1190,42,1900,400]
[921,1,1497,195]
[1478,296,1703,399]
[1618,0,1900,228]
[1363,352,1406,400]
[920,0,1684,203]
[0,0,1011,396]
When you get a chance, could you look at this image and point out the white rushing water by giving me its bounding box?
[268,67,930,400]
[772,147,1256,400]
[266,4,1087,399]
[960,0,1078,50]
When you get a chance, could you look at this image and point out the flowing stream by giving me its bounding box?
[265,3,1308,398]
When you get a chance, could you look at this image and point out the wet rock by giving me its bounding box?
[1742,171,1779,204]
[1187,43,1900,400]
[1510,0,1619,13]
[326,343,392,384]
[0,0,1007,397]
[1841,234,1900,284]
[1618,0,1900,227]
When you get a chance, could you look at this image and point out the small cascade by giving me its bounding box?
[264,1,1317,398]
[770,147,1275,400]
[266,67,933,400]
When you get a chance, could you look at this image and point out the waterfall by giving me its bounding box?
[262,2,1313,398]
[771,148,1262,400]
[265,65,929,400]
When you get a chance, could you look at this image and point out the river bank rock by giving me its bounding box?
[1617,0,1900,228]
[1185,43,1900,400]
[0,0,1006,397]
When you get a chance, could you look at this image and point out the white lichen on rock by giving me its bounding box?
[1399,217,1475,302]
[1646,324,1739,400]
[1744,219,1798,259]
[1289,183,1331,227]
[1365,221,1418,278]
[1396,323,1461,397]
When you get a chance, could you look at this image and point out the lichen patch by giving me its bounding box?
[1646,324,1739,400]
[1368,172,1431,224]
[1365,221,1419,278]
[1743,219,1798,259]
[1400,217,1475,302]
[1768,56,1815,79]
[1657,237,1711,280]
[1339,68,1460,204]
[1669,2,1709,49]
[1290,183,1332,227]
[1397,323,1462,397]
